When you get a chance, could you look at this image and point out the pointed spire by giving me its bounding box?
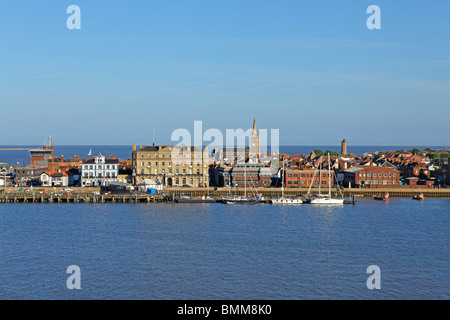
[252,117,257,134]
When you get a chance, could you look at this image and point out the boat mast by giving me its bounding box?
[318,158,322,195]
[281,157,284,198]
[307,156,321,197]
[328,153,331,198]
[244,163,246,198]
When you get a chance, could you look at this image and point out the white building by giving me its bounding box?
[81,154,119,187]
[40,171,69,187]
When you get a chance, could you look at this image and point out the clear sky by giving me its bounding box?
[0,0,449,146]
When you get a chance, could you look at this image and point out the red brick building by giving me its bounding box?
[343,166,400,188]
[285,169,335,188]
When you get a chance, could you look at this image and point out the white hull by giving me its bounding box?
[310,197,344,205]
[272,197,303,205]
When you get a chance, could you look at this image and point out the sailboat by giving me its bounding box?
[271,158,302,204]
[87,148,92,156]
[225,163,256,204]
[310,153,344,205]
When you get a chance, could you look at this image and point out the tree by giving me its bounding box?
[408,148,420,154]
[325,150,339,156]
[313,149,325,156]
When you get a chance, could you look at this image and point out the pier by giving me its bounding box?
[0,193,168,203]
[1,187,449,204]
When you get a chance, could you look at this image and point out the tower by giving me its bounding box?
[250,118,260,162]
[341,139,347,156]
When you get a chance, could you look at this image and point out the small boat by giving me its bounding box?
[373,192,389,201]
[311,194,344,205]
[225,196,256,204]
[271,158,303,205]
[309,153,344,205]
[271,197,303,205]
[412,193,425,201]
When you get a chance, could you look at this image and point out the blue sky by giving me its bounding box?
[0,0,449,146]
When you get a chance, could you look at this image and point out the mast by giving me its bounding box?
[307,156,321,197]
[244,163,247,198]
[281,157,284,198]
[318,158,322,195]
[328,153,331,197]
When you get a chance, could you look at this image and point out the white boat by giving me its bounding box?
[225,163,257,204]
[271,157,302,205]
[310,153,344,205]
[272,197,303,204]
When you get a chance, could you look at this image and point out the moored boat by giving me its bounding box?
[373,192,389,201]
[412,193,425,201]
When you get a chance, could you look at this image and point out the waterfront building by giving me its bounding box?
[132,144,210,187]
[228,163,272,188]
[40,171,69,187]
[285,168,336,188]
[80,154,119,187]
[343,166,400,188]
[14,165,48,186]
[48,155,82,172]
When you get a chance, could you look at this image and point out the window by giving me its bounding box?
[162,162,165,166]
[322,181,326,184]
[189,178,193,185]
[155,169,158,175]
[148,162,151,167]
[176,169,179,174]
[301,174,305,178]
[155,162,158,166]
[141,162,144,166]
[183,169,186,174]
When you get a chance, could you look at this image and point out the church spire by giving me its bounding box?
[253,117,257,134]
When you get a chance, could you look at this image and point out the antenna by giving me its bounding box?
[153,128,155,146]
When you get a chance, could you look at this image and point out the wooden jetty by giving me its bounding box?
[0,194,168,204]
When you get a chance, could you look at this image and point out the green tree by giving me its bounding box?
[313,149,325,156]
[325,150,339,156]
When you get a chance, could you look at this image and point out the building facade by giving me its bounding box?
[343,166,400,188]
[285,169,336,188]
[81,154,119,187]
[132,144,210,187]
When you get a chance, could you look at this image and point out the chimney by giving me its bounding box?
[61,155,64,162]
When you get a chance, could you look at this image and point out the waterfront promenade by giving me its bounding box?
[1,186,449,203]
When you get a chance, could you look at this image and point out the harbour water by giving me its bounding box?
[0,198,448,299]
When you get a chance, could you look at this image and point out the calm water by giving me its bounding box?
[0,198,448,300]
